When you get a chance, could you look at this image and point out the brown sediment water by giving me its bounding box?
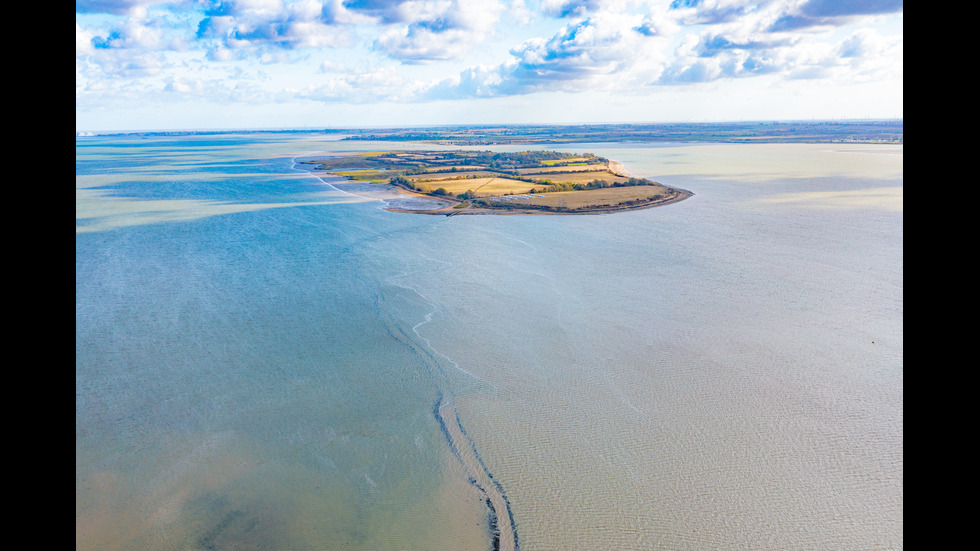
[436,395,518,551]
[77,138,903,550]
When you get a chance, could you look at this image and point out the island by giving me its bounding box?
[304,149,692,215]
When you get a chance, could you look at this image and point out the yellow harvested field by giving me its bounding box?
[432,165,487,171]
[507,185,673,209]
[516,164,608,175]
[540,157,592,165]
[528,171,630,185]
[408,171,497,181]
[517,164,609,177]
[472,178,542,196]
[417,177,536,196]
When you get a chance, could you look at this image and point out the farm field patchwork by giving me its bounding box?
[306,149,691,214]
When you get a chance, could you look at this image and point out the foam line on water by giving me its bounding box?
[435,393,519,551]
[378,259,516,549]
[384,255,494,389]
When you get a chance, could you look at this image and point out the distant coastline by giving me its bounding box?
[78,119,903,144]
[335,120,903,146]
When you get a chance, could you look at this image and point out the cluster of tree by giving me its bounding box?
[534,176,657,192]
[622,177,655,186]
[371,150,622,182]
[400,166,429,175]
[414,173,488,182]
[492,150,576,164]
[444,150,608,170]
[388,175,478,200]
[431,188,477,199]
[525,166,607,176]
[581,194,668,210]
[388,175,420,191]
[473,192,671,213]
[471,199,559,212]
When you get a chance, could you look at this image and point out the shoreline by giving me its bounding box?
[382,185,694,216]
[301,150,694,216]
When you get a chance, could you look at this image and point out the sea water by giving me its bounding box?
[76,134,902,550]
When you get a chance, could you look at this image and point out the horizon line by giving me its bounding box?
[77,117,904,136]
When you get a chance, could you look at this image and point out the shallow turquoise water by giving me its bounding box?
[77,134,902,550]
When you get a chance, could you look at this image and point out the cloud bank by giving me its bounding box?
[76,0,903,128]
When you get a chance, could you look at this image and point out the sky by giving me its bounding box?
[76,0,903,132]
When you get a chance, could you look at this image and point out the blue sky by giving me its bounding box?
[76,0,903,132]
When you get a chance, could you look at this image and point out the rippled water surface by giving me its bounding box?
[77,134,902,550]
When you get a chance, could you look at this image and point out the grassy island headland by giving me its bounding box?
[305,149,692,215]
